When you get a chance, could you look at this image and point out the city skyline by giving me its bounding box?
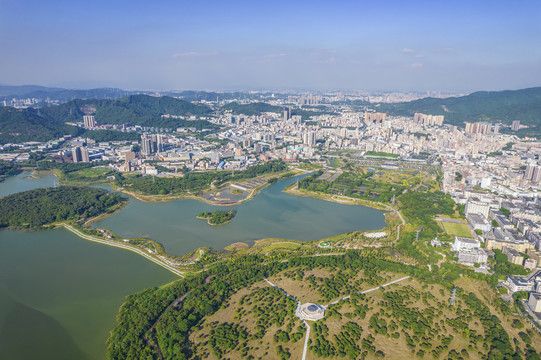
[1,0,540,92]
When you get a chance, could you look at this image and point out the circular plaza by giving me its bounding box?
[296,302,325,321]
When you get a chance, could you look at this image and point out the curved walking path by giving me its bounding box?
[264,275,410,360]
[61,224,185,277]
[264,279,311,360]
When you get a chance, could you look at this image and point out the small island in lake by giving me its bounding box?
[197,210,236,225]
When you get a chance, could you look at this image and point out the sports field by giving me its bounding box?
[442,221,473,238]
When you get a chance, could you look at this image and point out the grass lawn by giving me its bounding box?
[259,242,307,252]
[442,221,473,238]
[63,168,113,182]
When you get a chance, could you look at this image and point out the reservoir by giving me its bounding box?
[0,171,386,359]
[0,229,177,360]
[92,175,387,256]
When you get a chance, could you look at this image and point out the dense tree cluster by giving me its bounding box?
[378,87,541,129]
[492,249,528,276]
[0,160,21,179]
[81,129,141,142]
[398,190,455,232]
[0,186,125,230]
[106,249,536,360]
[107,277,203,360]
[197,210,236,225]
[310,321,365,359]
[0,94,218,144]
[0,106,81,144]
[116,160,287,195]
[298,170,405,203]
[208,323,248,358]
[36,160,111,173]
[42,95,216,129]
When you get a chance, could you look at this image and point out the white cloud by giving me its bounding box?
[262,53,286,59]
[410,62,423,69]
[401,48,415,54]
[171,51,218,58]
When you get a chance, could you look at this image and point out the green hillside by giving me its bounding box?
[0,186,126,230]
[42,94,215,128]
[0,107,81,144]
[0,84,131,99]
[0,95,217,144]
[379,87,541,127]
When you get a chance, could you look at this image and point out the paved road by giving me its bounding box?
[265,279,310,360]
[325,276,410,307]
[62,224,185,277]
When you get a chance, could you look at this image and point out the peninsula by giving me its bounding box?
[0,186,126,230]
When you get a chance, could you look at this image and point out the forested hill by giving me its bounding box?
[0,84,133,99]
[0,95,217,144]
[378,87,541,127]
[41,94,215,128]
[0,106,81,144]
[0,186,126,230]
[0,85,133,101]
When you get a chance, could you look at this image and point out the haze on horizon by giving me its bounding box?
[1,0,540,93]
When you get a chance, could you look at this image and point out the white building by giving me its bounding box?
[465,199,490,218]
[505,277,535,293]
[452,236,480,252]
[458,248,489,265]
[528,292,541,313]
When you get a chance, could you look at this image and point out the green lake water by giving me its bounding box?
[93,176,387,256]
[0,173,178,360]
[0,171,386,359]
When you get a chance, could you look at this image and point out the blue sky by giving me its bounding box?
[1,0,540,92]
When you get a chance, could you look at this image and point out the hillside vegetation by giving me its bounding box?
[379,87,541,127]
[106,251,541,360]
[116,160,287,195]
[0,95,217,144]
[0,186,126,230]
[41,94,215,129]
[0,107,81,143]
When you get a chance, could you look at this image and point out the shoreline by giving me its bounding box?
[60,223,186,278]
[283,184,389,210]
[3,169,398,279]
[283,184,405,242]
[115,184,263,206]
[110,168,307,205]
[196,215,234,226]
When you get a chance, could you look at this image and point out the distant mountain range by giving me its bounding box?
[0,85,278,103]
[0,85,135,101]
[378,87,541,130]
[1,86,541,144]
[0,95,216,144]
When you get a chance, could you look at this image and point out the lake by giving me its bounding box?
[93,176,387,256]
[0,171,386,359]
